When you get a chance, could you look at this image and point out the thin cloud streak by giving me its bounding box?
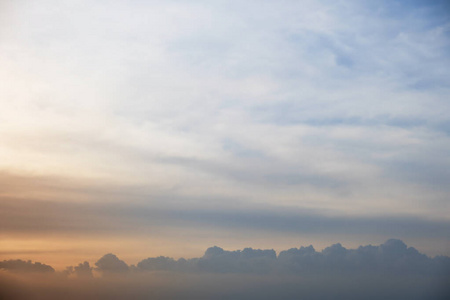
[1,197,449,244]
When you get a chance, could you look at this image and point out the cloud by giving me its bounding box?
[64,261,93,278]
[137,256,179,272]
[95,253,129,274]
[0,259,54,273]
[1,239,449,300]
[278,239,450,276]
[133,239,450,276]
[136,246,278,273]
[196,247,277,274]
[74,261,93,277]
[1,0,449,225]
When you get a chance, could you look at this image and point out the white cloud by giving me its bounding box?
[0,0,449,228]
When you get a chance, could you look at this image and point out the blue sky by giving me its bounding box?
[0,0,449,266]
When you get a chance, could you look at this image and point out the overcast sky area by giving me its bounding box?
[1,0,450,280]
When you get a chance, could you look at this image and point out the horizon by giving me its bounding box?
[1,238,448,273]
[2,238,449,299]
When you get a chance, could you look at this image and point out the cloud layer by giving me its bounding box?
[1,0,449,220]
[2,239,449,276]
[0,259,54,273]
[2,195,449,254]
[132,239,450,276]
[1,240,449,300]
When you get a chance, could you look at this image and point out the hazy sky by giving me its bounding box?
[1,0,449,269]
[1,239,449,299]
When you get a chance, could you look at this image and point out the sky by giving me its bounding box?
[1,0,450,271]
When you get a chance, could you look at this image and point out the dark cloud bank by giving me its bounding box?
[1,240,449,299]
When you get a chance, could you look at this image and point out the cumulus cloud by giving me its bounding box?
[137,256,179,272]
[277,239,450,276]
[196,246,277,274]
[95,253,129,274]
[1,240,449,299]
[0,259,54,273]
[133,239,450,276]
[9,239,436,278]
[1,240,448,280]
[64,261,93,278]
[75,261,93,277]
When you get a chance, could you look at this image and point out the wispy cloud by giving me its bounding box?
[1,1,450,214]
[2,195,450,252]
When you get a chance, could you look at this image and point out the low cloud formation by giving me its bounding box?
[199,246,277,274]
[2,240,448,277]
[95,253,129,274]
[64,261,93,278]
[133,239,450,277]
[137,247,277,274]
[0,259,54,273]
[278,239,450,276]
[137,256,179,272]
[0,240,449,299]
